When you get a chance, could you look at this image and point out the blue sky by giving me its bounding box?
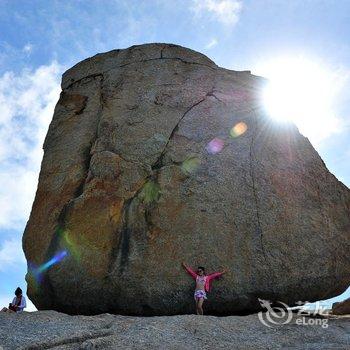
[0,0,349,311]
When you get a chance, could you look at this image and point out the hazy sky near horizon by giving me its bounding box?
[0,0,349,311]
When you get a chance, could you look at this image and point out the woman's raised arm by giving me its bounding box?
[208,268,228,280]
[182,262,197,279]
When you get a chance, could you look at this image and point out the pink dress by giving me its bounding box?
[184,266,224,299]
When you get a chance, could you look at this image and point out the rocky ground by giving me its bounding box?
[0,311,349,349]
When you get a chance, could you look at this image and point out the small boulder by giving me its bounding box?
[332,298,350,315]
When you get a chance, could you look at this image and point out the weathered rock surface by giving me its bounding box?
[1,311,349,349]
[332,298,350,315]
[23,43,350,315]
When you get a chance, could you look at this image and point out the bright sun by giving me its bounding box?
[258,56,342,144]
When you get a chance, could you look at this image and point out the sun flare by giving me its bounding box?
[257,56,342,144]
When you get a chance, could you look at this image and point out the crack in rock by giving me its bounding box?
[109,84,217,276]
[152,87,216,171]
[24,330,113,350]
[206,91,223,103]
[65,57,216,90]
[65,73,104,90]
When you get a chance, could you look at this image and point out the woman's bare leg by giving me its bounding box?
[195,298,199,314]
[197,298,204,315]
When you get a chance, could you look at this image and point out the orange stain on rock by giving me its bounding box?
[109,200,124,225]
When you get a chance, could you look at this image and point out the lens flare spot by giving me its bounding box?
[141,181,161,204]
[28,250,68,289]
[37,250,68,273]
[63,230,73,246]
[63,230,82,261]
[181,157,201,174]
[206,138,224,154]
[230,122,247,138]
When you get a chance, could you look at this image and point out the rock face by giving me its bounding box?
[1,311,350,349]
[23,43,350,316]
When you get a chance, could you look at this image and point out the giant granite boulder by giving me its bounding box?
[332,297,350,315]
[23,43,350,315]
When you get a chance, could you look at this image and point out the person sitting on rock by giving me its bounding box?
[182,262,227,315]
[1,287,27,313]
